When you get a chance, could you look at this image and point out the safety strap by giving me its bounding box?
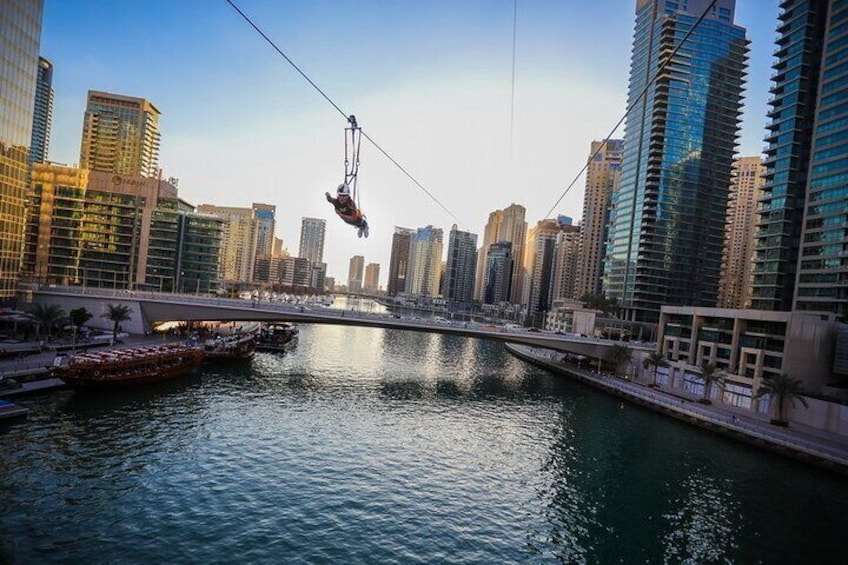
[344,115,362,207]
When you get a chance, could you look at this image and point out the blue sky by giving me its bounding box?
[41,0,778,284]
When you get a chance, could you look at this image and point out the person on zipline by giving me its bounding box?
[326,183,369,238]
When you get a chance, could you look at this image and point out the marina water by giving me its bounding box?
[2,320,847,563]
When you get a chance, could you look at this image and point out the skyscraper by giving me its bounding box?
[474,210,504,301]
[252,203,276,257]
[0,0,43,301]
[574,139,623,300]
[407,225,444,297]
[444,225,478,304]
[348,255,365,294]
[501,204,528,304]
[387,227,414,296]
[484,241,513,305]
[197,205,259,283]
[718,157,764,309]
[28,56,53,164]
[79,91,161,177]
[748,0,848,317]
[525,218,579,324]
[364,263,380,293]
[603,0,748,322]
[298,217,326,266]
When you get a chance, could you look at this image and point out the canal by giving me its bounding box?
[1,323,846,563]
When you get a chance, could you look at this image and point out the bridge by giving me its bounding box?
[24,286,656,362]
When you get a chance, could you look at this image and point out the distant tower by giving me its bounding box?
[603,0,748,322]
[348,255,365,294]
[79,91,161,177]
[444,224,478,304]
[718,157,764,309]
[252,203,276,257]
[525,218,579,324]
[364,263,380,293]
[29,56,53,164]
[407,225,444,297]
[387,227,415,296]
[196,205,259,284]
[298,217,326,266]
[484,241,513,305]
[474,210,504,301]
[574,139,623,299]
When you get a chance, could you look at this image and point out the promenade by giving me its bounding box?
[506,343,848,476]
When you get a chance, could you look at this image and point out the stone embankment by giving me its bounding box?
[506,343,848,476]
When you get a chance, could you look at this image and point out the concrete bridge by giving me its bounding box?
[24,286,656,361]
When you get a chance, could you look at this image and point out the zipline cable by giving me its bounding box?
[510,0,518,160]
[226,0,459,222]
[543,0,719,219]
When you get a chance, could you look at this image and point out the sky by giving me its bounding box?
[41,0,779,286]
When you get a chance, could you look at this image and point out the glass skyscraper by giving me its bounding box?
[28,55,52,164]
[444,224,478,304]
[0,0,42,302]
[603,0,748,322]
[750,0,848,317]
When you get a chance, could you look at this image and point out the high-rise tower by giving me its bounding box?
[298,217,326,266]
[718,157,764,309]
[387,227,415,296]
[79,91,161,177]
[444,225,478,304]
[0,0,43,301]
[29,56,53,164]
[348,255,365,294]
[252,203,276,257]
[603,0,748,322]
[574,139,623,300]
[407,226,444,297]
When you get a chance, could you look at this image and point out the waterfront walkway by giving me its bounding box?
[506,343,848,476]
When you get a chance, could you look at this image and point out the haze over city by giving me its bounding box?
[41,0,775,283]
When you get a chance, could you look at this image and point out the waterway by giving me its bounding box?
[2,323,847,563]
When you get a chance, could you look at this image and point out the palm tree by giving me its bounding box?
[69,307,93,351]
[607,344,632,377]
[28,303,65,343]
[102,304,132,343]
[756,373,809,427]
[642,351,669,387]
[698,361,725,404]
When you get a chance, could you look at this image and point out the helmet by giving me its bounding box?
[337,183,350,196]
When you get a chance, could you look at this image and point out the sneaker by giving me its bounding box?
[363,226,369,238]
[357,228,363,238]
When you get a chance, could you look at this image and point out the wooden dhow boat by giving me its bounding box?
[203,330,257,362]
[54,343,204,389]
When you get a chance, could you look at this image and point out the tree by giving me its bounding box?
[28,303,65,342]
[698,361,725,404]
[607,344,632,376]
[579,293,618,316]
[756,373,809,427]
[69,307,93,351]
[642,351,669,387]
[102,304,132,343]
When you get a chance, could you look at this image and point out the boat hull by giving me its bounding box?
[56,349,204,389]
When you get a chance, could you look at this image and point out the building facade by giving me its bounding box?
[603,0,748,322]
[79,91,161,178]
[525,218,579,325]
[0,0,43,302]
[484,241,513,305]
[197,204,259,284]
[574,139,623,299]
[298,217,326,266]
[407,225,444,297]
[718,157,765,309]
[387,227,414,296]
[444,225,478,304]
[749,0,830,312]
[29,56,53,164]
[348,255,365,294]
[474,210,504,301]
[364,263,380,294]
[252,202,276,257]
[24,165,221,292]
[657,306,838,413]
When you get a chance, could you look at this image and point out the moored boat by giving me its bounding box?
[256,323,299,353]
[54,343,204,389]
[203,330,257,362]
